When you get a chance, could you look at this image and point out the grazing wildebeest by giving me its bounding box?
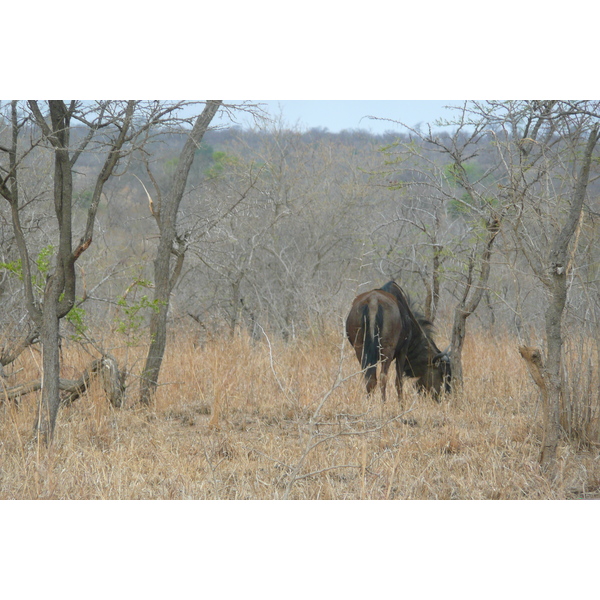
[345,288,408,402]
[346,281,451,403]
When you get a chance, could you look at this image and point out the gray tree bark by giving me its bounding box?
[139,100,222,404]
[540,124,599,471]
[450,216,500,387]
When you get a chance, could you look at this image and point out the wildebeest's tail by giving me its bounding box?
[361,296,383,381]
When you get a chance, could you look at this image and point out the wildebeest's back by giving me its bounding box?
[380,280,451,395]
[346,289,401,352]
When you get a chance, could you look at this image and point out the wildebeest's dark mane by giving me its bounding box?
[379,281,441,379]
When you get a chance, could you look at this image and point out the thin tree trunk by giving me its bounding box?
[139,101,222,404]
[450,217,500,387]
[539,124,599,472]
[34,101,75,441]
[424,242,442,323]
[36,290,61,443]
[26,101,137,443]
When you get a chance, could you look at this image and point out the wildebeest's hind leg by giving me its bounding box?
[379,355,394,403]
[364,364,378,396]
[395,353,407,408]
[354,343,378,396]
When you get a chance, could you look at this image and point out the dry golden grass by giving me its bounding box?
[2,326,600,500]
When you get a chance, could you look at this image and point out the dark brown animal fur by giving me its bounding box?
[345,289,407,402]
[346,281,451,403]
[380,281,451,399]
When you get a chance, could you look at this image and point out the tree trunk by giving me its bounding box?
[36,288,62,443]
[139,101,222,404]
[450,217,500,388]
[25,100,137,443]
[34,101,75,441]
[541,279,566,470]
[424,242,442,324]
[539,124,599,472]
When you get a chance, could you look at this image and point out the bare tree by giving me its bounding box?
[539,122,599,469]
[139,101,222,404]
[470,101,600,471]
[0,100,197,442]
[0,101,140,441]
[449,216,500,384]
[377,109,504,385]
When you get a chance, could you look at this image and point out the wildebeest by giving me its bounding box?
[346,280,451,402]
[345,288,407,402]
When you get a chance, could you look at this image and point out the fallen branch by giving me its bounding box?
[1,355,125,407]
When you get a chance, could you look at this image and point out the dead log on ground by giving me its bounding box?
[1,355,125,407]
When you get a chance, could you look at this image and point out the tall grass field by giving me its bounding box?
[2,326,599,500]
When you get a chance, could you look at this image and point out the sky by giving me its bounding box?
[226,100,460,134]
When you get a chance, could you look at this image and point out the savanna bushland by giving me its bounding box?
[2,100,600,499]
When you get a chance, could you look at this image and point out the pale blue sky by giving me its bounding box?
[257,100,458,133]
[225,100,461,134]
